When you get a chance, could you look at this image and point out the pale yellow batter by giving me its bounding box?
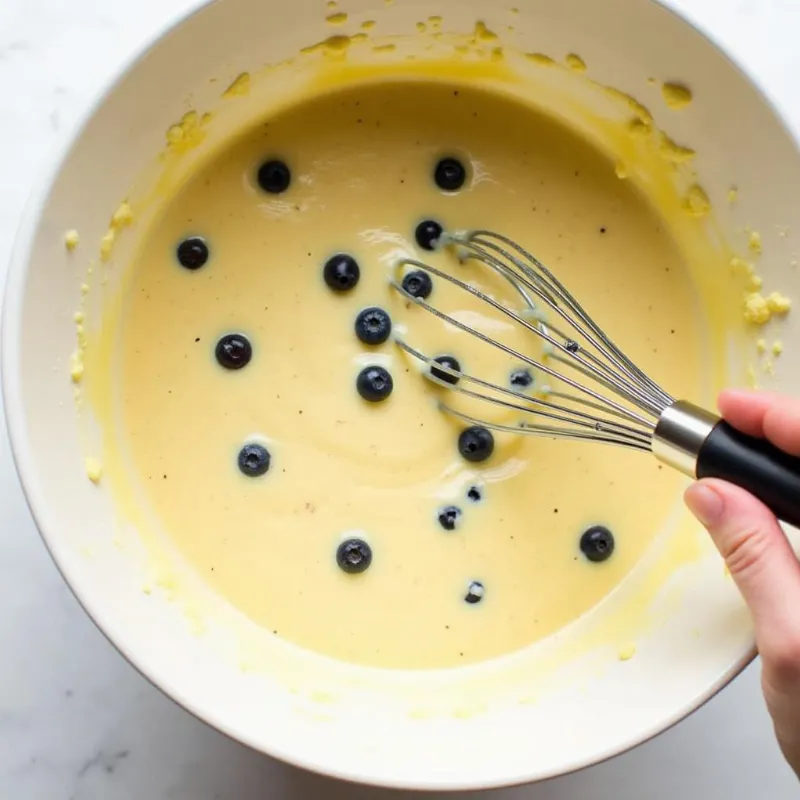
[115,79,703,669]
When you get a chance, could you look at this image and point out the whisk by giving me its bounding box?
[390,229,800,528]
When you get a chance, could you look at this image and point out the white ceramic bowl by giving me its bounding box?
[5,0,800,791]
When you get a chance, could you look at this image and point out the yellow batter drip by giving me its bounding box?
[113,80,705,669]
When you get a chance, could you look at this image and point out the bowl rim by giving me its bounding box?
[2,0,782,790]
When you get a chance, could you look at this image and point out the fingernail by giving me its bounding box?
[685,483,725,526]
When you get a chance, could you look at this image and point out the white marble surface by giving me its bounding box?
[2,0,800,797]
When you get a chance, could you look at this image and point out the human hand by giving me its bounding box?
[685,389,800,777]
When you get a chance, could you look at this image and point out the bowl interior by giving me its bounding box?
[5,0,800,789]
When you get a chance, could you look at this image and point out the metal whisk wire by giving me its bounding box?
[388,228,800,529]
[459,231,673,414]
[395,338,654,451]
[389,229,675,452]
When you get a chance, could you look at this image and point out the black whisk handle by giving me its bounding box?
[654,400,800,528]
[696,421,800,529]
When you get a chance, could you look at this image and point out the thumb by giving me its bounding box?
[685,479,800,657]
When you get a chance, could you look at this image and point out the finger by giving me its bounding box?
[685,479,800,659]
[717,389,777,436]
[762,396,800,457]
[719,389,800,456]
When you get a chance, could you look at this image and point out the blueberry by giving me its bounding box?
[356,365,393,402]
[257,159,291,194]
[401,270,433,299]
[458,426,494,463]
[438,505,462,531]
[565,340,580,354]
[465,581,485,604]
[431,355,461,385]
[467,485,483,502]
[238,443,271,477]
[434,157,467,191]
[336,538,372,574]
[215,334,252,370]
[324,254,360,292]
[580,525,615,563]
[415,219,444,251]
[510,368,534,389]
[176,237,209,270]
[355,307,392,345]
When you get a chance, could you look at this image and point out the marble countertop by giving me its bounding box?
[2,0,800,797]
